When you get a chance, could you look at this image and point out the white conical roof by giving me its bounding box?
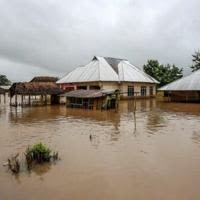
[57,56,158,84]
[159,69,200,91]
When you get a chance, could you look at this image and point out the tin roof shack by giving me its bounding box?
[57,56,158,99]
[9,82,63,106]
[159,70,200,102]
[61,89,119,110]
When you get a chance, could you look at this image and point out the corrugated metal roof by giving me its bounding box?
[118,61,159,83]
[61,89,116,98]
[159,69,200,91]
[57,56,158,84]
[104,57,127,74]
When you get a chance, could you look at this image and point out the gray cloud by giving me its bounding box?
[0,0,199,81]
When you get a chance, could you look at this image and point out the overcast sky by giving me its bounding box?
[0,0,199,82]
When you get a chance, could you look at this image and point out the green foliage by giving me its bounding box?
[191,50,200,72]
[0,74,11,86]
[25,143,52,164]
[143,60,183,87]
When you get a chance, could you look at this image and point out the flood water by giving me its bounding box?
[0,99,200,200]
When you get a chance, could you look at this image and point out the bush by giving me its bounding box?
[25,143,57,167]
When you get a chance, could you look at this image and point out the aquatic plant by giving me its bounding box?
[4,143,59,174]
[25,143,58,168]
[25,143,51,164]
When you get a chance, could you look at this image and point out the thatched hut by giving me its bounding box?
[30,76,59,83]
[9,81,63,106]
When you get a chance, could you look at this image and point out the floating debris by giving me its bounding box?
[89,134,92,141]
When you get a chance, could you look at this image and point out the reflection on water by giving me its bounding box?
[0,99,200,200]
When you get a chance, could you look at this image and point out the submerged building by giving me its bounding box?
[61,89,119,110]
[57,56,158,99]
[159,69,200,102]
[9,76,63,106]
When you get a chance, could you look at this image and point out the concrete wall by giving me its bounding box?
[168,91,200,102]
[119,82,156,98]
[71,81,156,99]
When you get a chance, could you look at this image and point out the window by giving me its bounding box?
[89,85,100,90]
[77,86,87,90]
[150,86,154,96]
[141,86,147,96]
[76,98,82,104]
[128,86,134,96]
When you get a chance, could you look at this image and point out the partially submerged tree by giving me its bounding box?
[143,60,183,87]
[191,50,200,72]
[0,74,11,85]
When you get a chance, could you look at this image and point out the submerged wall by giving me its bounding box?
[69,81,157,99]
[164,91,200,102]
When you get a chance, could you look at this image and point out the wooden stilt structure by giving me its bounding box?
[8,81,62,107]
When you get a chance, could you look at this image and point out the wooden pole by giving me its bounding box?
[15,94,17,106]
[21,95,23,106]
[28,95,31,106]
[4,93,6,104]
[10,94,12,106]
[41,95,43,104]
[45,95,47,105]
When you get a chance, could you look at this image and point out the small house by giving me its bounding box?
[159,69,200,102]
[61,89,119,110]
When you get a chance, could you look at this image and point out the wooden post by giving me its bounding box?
[15,94,17,106]
[45,95,47,105]
[21,95,23,106]
[41,95,43,104]
[4,93,6,104]
[28,95,31,106]
[10,94,12,106]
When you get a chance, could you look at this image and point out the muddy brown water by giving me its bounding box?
[0,99,200,200]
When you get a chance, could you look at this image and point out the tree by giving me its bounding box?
[0,75,11,86]
[191,50,200,72]
[143,60,183,87]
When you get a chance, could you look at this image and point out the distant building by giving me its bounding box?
[9,76,63,106]
[0,85,11,104]
[57,56,158,99]
[159,69,200,102]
